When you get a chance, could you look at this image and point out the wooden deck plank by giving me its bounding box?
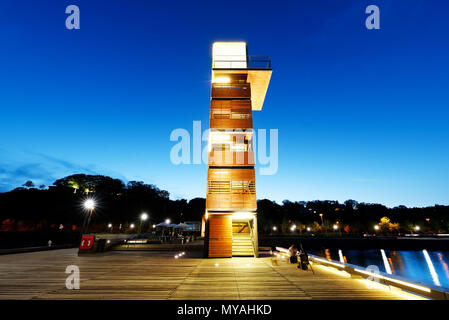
[0,248,424,300]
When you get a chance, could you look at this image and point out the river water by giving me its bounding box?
[311,248,449,290]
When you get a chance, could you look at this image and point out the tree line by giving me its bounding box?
[257,199,449,235]
[1,174,448,235]
[0,174,204,232]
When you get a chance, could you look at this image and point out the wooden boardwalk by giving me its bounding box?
[0,249,425,300]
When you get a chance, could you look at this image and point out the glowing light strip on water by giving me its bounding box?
[338,250,344,263]
[380,249,392,274]
[423,249,441,286]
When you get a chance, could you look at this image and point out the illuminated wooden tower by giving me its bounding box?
[203,42,272,257]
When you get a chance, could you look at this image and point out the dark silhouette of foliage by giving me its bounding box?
[0,174,448,235]
[0,174,204,232]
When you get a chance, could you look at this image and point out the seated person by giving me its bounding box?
[288,245,298,263]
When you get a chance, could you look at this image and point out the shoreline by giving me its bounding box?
[259,235,449,250]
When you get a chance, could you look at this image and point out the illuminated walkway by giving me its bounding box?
[0,249,424,300]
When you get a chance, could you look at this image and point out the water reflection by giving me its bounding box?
[312,248,449,289]
[423,249,440,286]
[380,249,392,274]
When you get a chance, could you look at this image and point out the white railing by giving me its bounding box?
[274,246,449,300]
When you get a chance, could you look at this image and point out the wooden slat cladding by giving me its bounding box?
[207,180,255,194]
[208,215,232,257]
[206,168,257,210]
[208,150,255,166]
[210,100,253,129]
[211,100,252,112]
[208,168,256,185]
[231,180,256,194]
[227,74,248,83]
[205,69,258,257]
[211,83,251,99]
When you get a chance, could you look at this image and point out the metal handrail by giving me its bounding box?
[248,221,257,256]
[274,246,449,300]
[213,55,271,69]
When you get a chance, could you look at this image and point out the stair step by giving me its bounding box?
[232,252,254,256]
[232,232,254,257]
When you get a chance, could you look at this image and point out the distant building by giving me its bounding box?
[183,221,201,232]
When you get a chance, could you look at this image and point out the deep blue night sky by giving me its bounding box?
[0,0,448,207]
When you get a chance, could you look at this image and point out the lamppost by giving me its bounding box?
[140,213,148,233]
[82,199,95,234]
[162,219,171,242]
[319,213,325,233]
[415,225,420,234]
[333,223,342,236]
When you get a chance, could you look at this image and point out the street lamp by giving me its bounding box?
[306,227,311,232]
[84,199,95,210]
[130,223,135,229]
[415,225,420,232]
[374,225,379,231]
[272,226,277,231]
[82,199,95,234]
[165,218,171,224]
[333,223,342,236]
[139,213,148,233]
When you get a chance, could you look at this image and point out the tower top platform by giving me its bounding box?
[211,42,272,111]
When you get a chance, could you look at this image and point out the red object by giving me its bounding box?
[80,235,95,250]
